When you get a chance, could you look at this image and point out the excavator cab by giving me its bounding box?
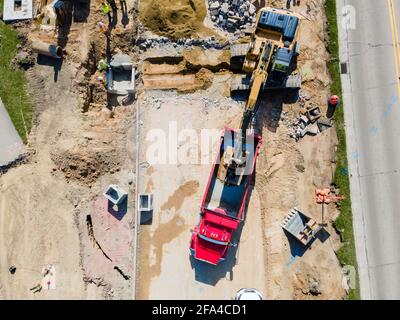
[268,47,295,87]
[230,7,302,93]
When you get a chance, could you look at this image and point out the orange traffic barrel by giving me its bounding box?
[327,95,340,118]
[329,95,340,106]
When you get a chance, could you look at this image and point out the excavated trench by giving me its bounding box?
[142,48,235,91]
[86,214,113,261]
[86,215,131,281]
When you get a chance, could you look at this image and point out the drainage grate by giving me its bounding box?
[340,62,348,74]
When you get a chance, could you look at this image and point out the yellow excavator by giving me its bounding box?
[219,7,302,185]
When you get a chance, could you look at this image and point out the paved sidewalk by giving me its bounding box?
[0,98,24,167]
[337,0,400,299]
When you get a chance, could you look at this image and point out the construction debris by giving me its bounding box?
[137,36,226,51]
[13,50,35,69]
[207,0,257,32]
[306,106,321,123]
[308,279,321,295]
[317,117,333,132]
[315,188,345,204]
[289,106,332,141]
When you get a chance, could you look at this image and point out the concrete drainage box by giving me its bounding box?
[3,0,33,21]
[138,193,153,212]
[281,207,322,246]
[103,185,128,206]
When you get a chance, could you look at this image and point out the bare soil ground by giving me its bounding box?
[0,0,138,299]
[140,0,217,39]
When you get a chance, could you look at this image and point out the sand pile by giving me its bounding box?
[140,0,211,39]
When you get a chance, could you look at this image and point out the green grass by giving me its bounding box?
[325,0,360,300]
[0,5,33,143]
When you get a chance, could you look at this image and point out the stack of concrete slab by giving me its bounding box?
[207,0,257,32]
[0,98,25,169]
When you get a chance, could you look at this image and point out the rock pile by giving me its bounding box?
[137,36,229,51]
[284,106,333,141]
[207,0,257,32]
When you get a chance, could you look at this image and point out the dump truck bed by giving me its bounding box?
[202,128,262,220]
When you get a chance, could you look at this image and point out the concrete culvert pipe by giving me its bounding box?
[31,41,62,59]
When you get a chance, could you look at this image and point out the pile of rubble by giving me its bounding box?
[207,0,257,32]
[137,36,228,51]
[283,105,333,141]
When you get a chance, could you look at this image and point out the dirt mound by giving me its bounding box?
[51,147,121,185]
[140,0,211,39]
[182,47,230,71]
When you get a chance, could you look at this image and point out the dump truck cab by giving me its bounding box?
[190,210,236,264]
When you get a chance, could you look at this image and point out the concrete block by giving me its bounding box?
[139,193,153,212]
[103,185,128,206]
[2,0,32,21]
[210,1,220,10]
[221,2,229,14]
[249,3,256,15]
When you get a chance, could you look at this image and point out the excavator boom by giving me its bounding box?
[233,7,302,159]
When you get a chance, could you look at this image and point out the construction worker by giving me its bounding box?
[107,0,118,12]
[97,21,108,33]
[101,1,112,25]
[98,59,108,72]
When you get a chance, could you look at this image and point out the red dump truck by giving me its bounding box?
[189,128,262,265]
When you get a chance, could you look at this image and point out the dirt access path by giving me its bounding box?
[136,0,347,300]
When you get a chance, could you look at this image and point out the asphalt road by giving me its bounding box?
[338,0,400,299]
[0,98,24,167]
